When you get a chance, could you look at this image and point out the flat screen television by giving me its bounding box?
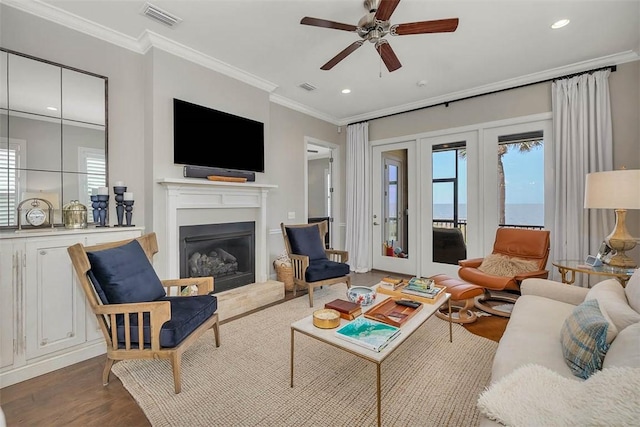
[173,98,265,173]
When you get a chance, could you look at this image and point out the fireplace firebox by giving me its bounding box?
[179,221,255,293]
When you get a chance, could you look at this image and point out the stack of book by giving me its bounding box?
[335,317,401,352]
[378,276,405,290]
[324,299,362,320]
[401,277,445,300]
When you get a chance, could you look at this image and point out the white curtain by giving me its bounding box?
[551,70,613,285]
[345,122,371,273]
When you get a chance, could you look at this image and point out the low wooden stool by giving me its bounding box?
[430,274,484,324]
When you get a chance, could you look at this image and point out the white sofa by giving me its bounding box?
[479,270,640,426]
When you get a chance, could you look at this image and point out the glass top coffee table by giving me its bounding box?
[290,288,451,427]
[552,259,636,287]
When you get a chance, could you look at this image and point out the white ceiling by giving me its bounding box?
[9,0,640,125]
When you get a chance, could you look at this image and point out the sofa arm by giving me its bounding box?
[520,278,588,305]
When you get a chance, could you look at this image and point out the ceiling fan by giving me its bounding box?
[300,0,459,72]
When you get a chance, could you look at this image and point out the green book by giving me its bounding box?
[335,317,401,352]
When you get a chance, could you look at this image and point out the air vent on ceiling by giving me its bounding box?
[299,82,317,92]
[141,2,182,27]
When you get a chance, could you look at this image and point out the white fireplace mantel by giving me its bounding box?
[158,178,277,283]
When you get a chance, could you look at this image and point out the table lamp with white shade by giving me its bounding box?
[584,169,640,268]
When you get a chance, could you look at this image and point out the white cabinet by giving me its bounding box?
[0,240,18,370]
[0,227,143,388]
[24,236,88,359]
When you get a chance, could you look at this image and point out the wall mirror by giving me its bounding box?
[0,48,107,228]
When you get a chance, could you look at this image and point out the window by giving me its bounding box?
[0,145,16,226]
[78,147,106,209]
[432,142,467,264]
[0,140,25,226]
[497,131,544,228]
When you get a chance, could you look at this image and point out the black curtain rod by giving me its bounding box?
[348,65,617,126]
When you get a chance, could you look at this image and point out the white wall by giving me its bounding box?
[2,4,637,270]
[369,61,640,265]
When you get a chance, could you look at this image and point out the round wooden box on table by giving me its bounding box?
[312,309,341,329]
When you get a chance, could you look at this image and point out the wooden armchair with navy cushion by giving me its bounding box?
[281,221,351,307]
[67,232,220,394]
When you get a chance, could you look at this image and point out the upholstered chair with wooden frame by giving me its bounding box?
[458,227,551,317]
[281,220,351,307]
[67,232,220,394]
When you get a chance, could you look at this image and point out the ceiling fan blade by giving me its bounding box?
[375,40,402,72]
[374,0,401,22]
[392,18,459,35]
[300,17,357,32]
[321,41,364,70]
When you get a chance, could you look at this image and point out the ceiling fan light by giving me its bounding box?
[551,19,570,29]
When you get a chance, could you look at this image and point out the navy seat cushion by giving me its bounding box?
[306,259,350,282]
[286,225,327,260]
[116,295,218,348]
[87,239,166,304]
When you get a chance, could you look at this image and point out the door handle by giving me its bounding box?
[373,222,380,225]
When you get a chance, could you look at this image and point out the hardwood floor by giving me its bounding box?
[0,270,507,426]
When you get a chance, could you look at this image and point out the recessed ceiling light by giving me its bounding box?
[551,19,570,29]
[341,89,351,94]
[46,106,58,111]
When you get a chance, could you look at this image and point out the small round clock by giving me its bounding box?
[26,207,47,226]
[17,197,54,229]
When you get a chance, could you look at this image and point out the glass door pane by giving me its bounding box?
[432,143,467,265]
[497,138,544,228]
[383,151,407,258]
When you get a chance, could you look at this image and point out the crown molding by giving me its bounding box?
[4,0,638,127]
[341,50,639,125]
[1,0,143,52]
[139,31,277,93]
[2,0,277,93]
[270,93,339,125]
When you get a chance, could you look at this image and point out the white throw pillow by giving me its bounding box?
[624,269,640,313]
[603,322,640,369]
[585,279,640,331]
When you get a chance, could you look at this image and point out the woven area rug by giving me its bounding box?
[112,285,497,426]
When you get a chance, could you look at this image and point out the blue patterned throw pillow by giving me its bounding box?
[560,299,611,379]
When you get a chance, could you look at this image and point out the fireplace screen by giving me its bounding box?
[179,221,255,293]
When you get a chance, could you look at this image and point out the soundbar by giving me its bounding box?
[183,165,256,182]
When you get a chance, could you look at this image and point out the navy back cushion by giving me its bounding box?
[88,270,110,304]
[87,239,166,304]
[286,225,327,260]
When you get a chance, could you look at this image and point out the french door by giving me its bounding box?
[419,119,552,275]
[372,142,417,275]
[371,115,553,278]
[420,131,479,277]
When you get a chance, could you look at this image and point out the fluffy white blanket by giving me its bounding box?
[477,364,640,426]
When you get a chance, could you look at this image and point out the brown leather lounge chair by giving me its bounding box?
[458,227,551,317]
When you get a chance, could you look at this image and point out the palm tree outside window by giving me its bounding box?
[497,131,544,228]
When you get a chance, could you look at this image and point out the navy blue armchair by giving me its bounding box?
[67,232,220,394]
[280,221,351,307]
